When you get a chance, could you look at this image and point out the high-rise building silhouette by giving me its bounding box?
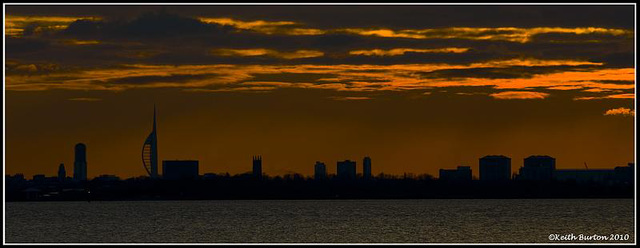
[162,160,199,180]
[73,143,87,181]
[253,156,262,179]
[142,105,159,178]
[518,155,556,181]
[479,155,511,182]
[363,156,372,179]
[314,161,327,180]
[337,160,356,180]
[58,163,66,182]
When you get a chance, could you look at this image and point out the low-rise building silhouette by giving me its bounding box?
[94,174,121,182]
[6,174,26,186]
[162,160,199,180]
[33,174,46,182]
[439,166,472,182]
[479,155,511,182]
[518,155,556,181]
[553,169,615,184]
[202,173,217,180]
[614,163,634,185]
[553,162,634,185]
[337,160,356,180]
[9,173,25,181]
[314,161,327,180]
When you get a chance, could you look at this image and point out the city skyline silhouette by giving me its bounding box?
[7,120,634,183]
[5,5,634,181]
[6,102,635,180]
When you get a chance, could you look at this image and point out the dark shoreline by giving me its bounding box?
[6,197,634,203]
[6,174,634,202]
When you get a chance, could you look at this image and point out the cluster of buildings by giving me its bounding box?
[308,156,373,181]
[21,143,90,184]
[20,107,202,183]
[7,107,634,202]
[159,155,375,181]
[138,108,374,181]
[247,156,374,181]
[438,155,634,185]
[12,107,634,187]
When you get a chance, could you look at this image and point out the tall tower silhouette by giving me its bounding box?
[142,105,159,178]
[253,156,262,179]
[73,143,87,181]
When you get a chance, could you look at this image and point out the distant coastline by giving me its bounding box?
[6,173,633,202]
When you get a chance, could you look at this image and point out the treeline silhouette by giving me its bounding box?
[5,172,633,201]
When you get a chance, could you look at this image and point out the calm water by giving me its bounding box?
[5,199,634,243]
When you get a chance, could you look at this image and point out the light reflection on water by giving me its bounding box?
[5,199,634,243]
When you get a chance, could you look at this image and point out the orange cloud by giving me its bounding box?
[5,15,102,37]
[606,93,635,99]
[452,68,633,91]
[198,17,631,43]
[329,96,372,100]
[5,60,634,100]
[546,85,583,90]
[64,39,101,45]
[583,88,612,93]
[7,14,632,45]
[198,17,325,35]
[338,28,425,39]
[604,107,635,116]
[339,26,632,43]
[186,86,277,92]
[68,97,102,101]
[211,48,324,59]
[473,58,602,68]
[349,48,470,56]
[574,93,635,101]
[199,17,295,29]
[490,91,550,99]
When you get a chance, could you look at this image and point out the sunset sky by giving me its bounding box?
[4,5,635,179]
